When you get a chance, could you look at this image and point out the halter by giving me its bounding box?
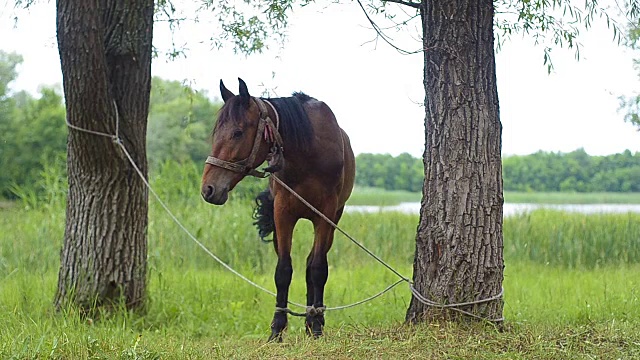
[205,98,283,178]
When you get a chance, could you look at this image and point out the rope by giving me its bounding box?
[270,174,411,283]
[65,100,120,142]
[64,109,504,322]
[328,279,405,311]
[63,111,404,312]
[409,284,504,322]
[270,174,504,321]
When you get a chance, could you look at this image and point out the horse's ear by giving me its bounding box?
[238,78,250,105]
[220,79,234,103]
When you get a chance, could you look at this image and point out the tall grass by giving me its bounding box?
[2,161,640,357]
[504,210,640,268]
[4,160,640,276]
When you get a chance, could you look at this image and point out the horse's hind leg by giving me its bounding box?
[304,251,321,336]
[305,206,342,337]
[305,248,327,338]
[268,212,296,343]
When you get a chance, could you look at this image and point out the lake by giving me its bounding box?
[346,202,640,217]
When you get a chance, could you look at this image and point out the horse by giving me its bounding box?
[201,78,355,341]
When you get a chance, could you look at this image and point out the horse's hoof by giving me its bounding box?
[267,331,284,343]
[305,325,323,338]
[305,314,325,338]
[268,311,288,343]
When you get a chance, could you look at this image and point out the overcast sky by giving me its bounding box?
[2,1,639,158]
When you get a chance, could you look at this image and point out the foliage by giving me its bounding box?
[149,159,267,206]
[503,148,640,192]
[494,0,639,71]
[355,153,423,192]
[0,70,227,199]
[155,0,313,56]
[0,50,22,97]
[620,21,640,128]
[147,77,221,167]
[356,149,640,194]
[0,84,67,199]
[358,1,640,71]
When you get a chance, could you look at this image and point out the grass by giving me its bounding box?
[504,210,640,268]
[2,261,639,358]
[2,165,640,358]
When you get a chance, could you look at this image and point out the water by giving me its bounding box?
[346,202,640,217]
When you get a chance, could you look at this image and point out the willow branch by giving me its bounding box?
[383,0,422,9]
[356,0,421,55]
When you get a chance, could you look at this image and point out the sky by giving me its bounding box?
[1,1,639,158]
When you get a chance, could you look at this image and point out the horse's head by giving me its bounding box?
[201,78,272,205]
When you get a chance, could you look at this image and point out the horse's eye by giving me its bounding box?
[232,130,243,139]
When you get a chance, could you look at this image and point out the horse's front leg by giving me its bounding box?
[268,212,296,343]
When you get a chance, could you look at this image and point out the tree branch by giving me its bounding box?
[356,0,421,55]
[383,0,422,9]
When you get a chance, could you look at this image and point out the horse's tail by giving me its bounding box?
[252,189,275,242]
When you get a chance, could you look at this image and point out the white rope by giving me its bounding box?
[116,139,288,302]
[409,284,504,322]
[63,112,405,312]
[271,174,411,283]
[64,109,504,321]
[271,174,504,321]
[328,279,405,311]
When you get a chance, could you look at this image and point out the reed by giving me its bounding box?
[504,210,640,268]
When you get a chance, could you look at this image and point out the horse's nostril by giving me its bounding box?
[202,185,214,199]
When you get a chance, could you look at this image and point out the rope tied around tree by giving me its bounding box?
[64,105,504,322]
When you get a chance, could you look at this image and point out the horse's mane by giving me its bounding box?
[263,92,314,152]
[214,98,246,135]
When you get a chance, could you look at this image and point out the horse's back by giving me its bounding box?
[302,98,355,207]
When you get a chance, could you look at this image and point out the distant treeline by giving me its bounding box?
[0,73,221,198]
[355,153,424,193]
[355,149,640,193]
[2,51,639,198]
[503,149,640,192]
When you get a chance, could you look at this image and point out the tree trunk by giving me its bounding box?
[54,0,154,312]
[406,0,504,322]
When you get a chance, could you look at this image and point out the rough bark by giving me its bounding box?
[54,0,154,311]
[406,0,504,322]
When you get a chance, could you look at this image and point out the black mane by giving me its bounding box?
[263,92,314,151]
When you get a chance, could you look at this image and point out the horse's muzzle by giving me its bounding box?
[201,184,229,205]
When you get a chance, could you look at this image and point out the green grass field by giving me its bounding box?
[2,178,640,358]
[2,263,639,359]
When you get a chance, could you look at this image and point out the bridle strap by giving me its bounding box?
[256,98,283,147]
[205,97,283,178]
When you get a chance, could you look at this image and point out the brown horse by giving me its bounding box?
[201,78,355,341]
